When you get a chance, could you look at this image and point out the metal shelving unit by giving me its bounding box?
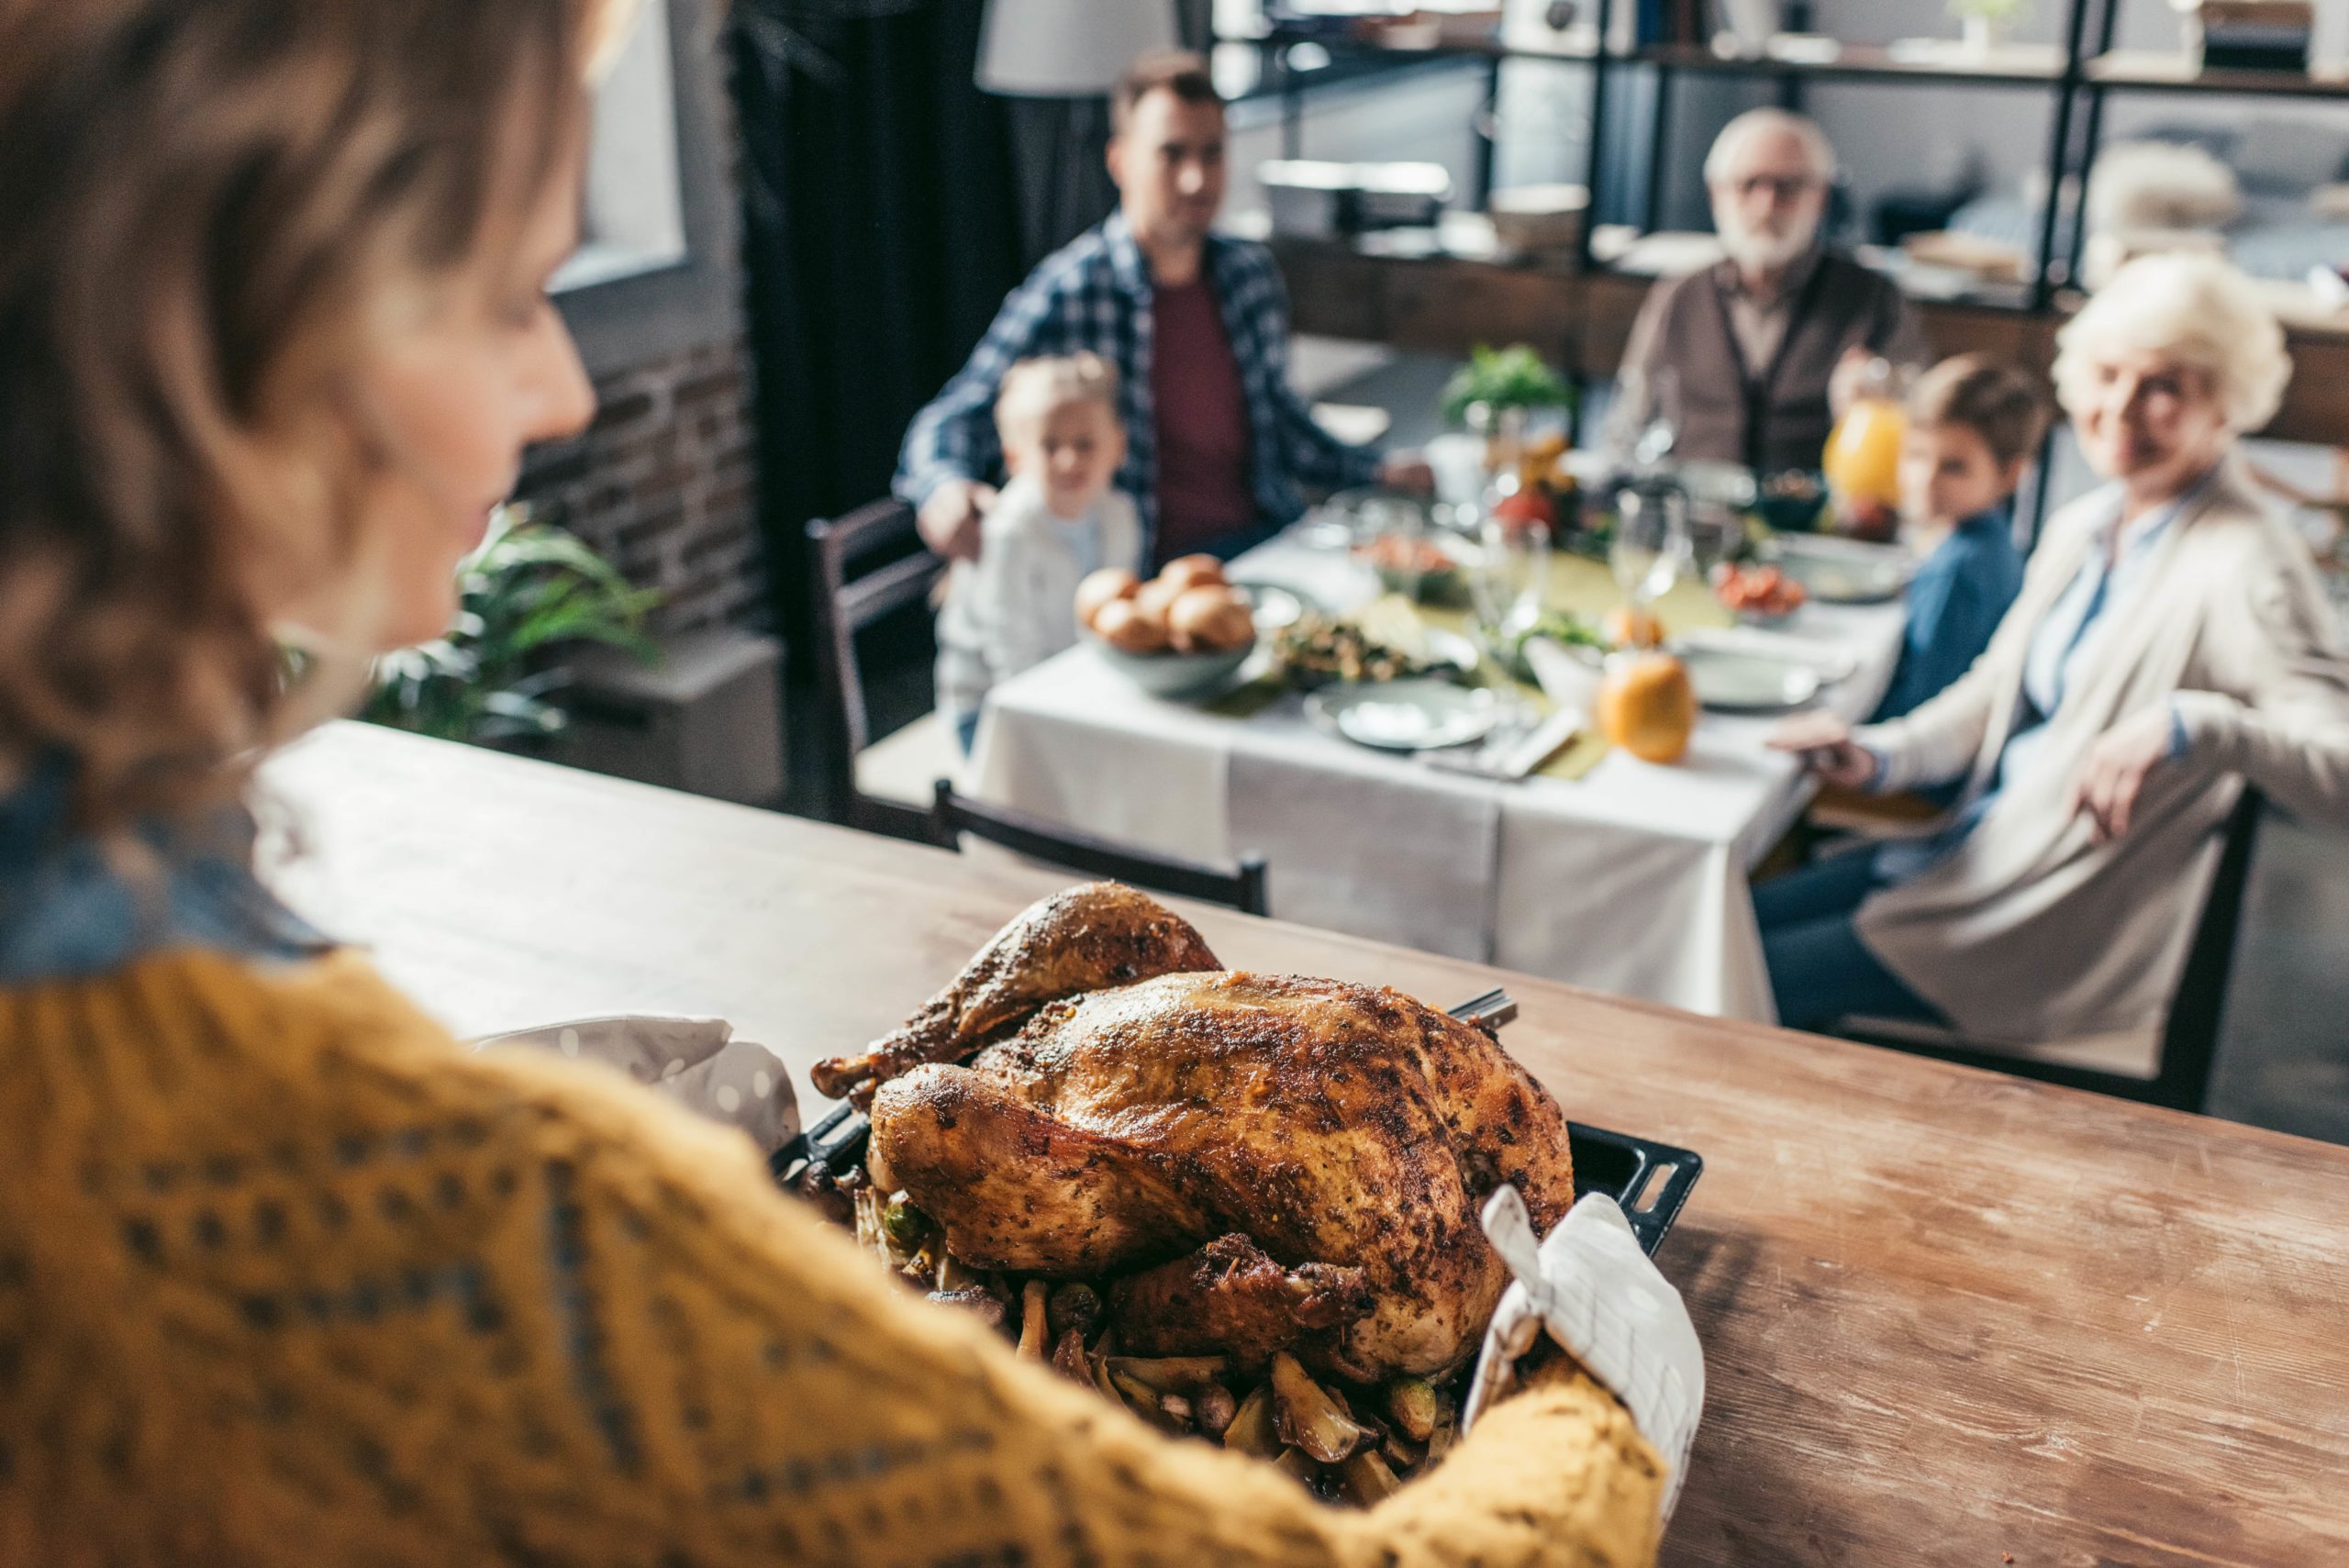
[1246,0,2349,317]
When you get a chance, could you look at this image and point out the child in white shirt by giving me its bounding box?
[936,353,1142,753]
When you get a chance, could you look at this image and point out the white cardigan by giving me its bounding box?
[934,479,1143,716]
[1853,459,2349,1042]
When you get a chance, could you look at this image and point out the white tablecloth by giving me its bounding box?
[971,540,1908,1020]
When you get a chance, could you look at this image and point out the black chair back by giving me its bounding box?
[1840,786,2265,1114]
[806,501,947,837]
[930,780,1270,917]
[2147,784,2266,1111]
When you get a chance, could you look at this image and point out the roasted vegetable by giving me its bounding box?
[1427,1390,1460,1462]
[851,1187,890,1264]
[1052,1328,1091,1383]
[1270,1352,1368,1464]
[1271,1446,1322,1490]
[1104,1356,1229,1396]
[1047,1282,1102,1340]
[1017,1279,1050,1362]
[880,1192,930,1253]
[1382,1429,1426,1470]
[1195,1384,1238,1439]
[1109,1369,1190,1434]
[1338,1448,1402,1506]
[1386,1376,1438,1443]
[927,1286,1007,1331]
[1221,1383,1280,1458]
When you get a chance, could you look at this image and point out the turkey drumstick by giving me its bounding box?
[809,882,1223,1104]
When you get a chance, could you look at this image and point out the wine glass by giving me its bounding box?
[1610,484,1690,608]
[1686,498,1743,586]
[1630,365,1682,473]
[1361,495,1430,603]
[1471,480,1553,638]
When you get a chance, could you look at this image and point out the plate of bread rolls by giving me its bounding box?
[1077,554,1264,700]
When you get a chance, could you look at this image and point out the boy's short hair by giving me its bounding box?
[1111,49,1220,137]
[994,352,1121,444]
[1907,353,2053,471]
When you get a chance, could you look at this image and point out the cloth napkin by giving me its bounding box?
[1467,1186,1707,1518]
[473,1015,801,1155]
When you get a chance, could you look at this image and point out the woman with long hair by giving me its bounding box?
[0,3,1678,1562]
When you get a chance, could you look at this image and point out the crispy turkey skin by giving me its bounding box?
[846,889,1576,1383]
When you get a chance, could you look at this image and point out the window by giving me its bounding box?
[555,0,689,293]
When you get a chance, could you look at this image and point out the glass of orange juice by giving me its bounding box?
[1822,358,1905,538]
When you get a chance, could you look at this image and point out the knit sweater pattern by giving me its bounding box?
[0,945,1664,1566]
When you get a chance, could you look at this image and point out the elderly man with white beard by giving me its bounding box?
[1609,109,1928,476]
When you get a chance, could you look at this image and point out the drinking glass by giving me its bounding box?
[1610,484,1690,608]
[1620,364,1681,473]
[1686,498,1743,584]
[1361,495,1431,602]
[1471,484,1553,637]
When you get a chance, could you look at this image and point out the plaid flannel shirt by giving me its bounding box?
[895,211,1384,558]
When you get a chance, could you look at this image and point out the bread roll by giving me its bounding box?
[1074,568,1140,630]
[1167,586,1256,653]
[1159,554,1228,594]
[1131,574,1189,630]
[1092,597,1169,653]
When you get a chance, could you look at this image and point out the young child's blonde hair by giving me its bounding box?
[994,352,1121,445]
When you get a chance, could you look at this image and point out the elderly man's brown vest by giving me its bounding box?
[1620,250,1924,474]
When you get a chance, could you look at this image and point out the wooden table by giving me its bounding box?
[262,721,2349,1568]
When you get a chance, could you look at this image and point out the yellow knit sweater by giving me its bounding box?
[0,947,1664,1566]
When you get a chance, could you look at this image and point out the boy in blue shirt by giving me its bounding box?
[1871,354,2049,721]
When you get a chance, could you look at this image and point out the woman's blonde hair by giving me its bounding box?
[2052,253,2293,435]
[0,0,624,828]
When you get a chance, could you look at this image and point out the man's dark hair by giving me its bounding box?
[1908,353,2053,471]
[1111,49,1220,136]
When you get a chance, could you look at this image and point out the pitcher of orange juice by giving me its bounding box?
[1822,357,1906,540]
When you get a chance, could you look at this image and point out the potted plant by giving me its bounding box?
[1949,0,2028,55]
[362,505,659,749]
[1439,343,1576,472]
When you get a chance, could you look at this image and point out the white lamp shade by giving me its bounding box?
[976,0,1180,96]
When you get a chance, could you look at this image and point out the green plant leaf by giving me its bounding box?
[1439,343,1575,427]
[362,506,662,751]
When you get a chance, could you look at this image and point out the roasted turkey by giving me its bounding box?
[812,883,1577,1383]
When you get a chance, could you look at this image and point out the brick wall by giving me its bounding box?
[515,333,766,635]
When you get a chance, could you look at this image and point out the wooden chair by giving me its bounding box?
[1835,787,2266,1114]
[805,500,955,839]
[929,780,1271,916]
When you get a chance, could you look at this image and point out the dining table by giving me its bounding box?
[970,530,1911,1021]
[262,719,2349,1568]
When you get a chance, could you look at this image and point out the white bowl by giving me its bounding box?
[1086,633,1256,701]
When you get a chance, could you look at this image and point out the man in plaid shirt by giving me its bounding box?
[896,49,1430,567]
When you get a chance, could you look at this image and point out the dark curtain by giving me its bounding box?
[729,0,1026,670]
[1002,98,1117,265]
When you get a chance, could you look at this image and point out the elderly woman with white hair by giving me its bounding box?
[1763,254,2349,1039]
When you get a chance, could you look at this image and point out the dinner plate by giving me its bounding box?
[1306,679,1499,752]
[1676,645,1822,712]
[1230,582,1307,631]
[1765,535,1910,605]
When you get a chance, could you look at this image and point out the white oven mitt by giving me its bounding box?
[473,1016,801,1156]
[1464,1186,1706,1518]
